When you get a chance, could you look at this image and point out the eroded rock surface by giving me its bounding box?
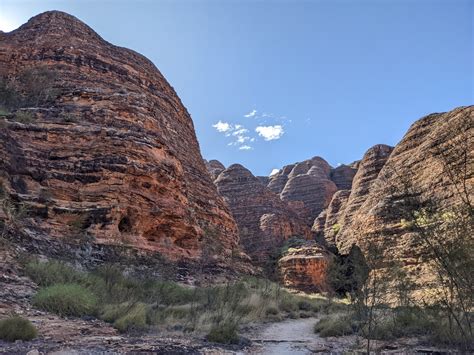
[317,106,473,285]
[204,159,225,181]
[268,157,343,225]
[215,164,311,264]
[312,189,351,246]
[278,243,332,292]
[330,164,357,190]
[0,11,239,263]
[327,144,394,252]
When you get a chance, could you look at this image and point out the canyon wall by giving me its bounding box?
[214,164,311,264]
[0,11,241,264]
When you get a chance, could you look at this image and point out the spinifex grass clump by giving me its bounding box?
[0,316,37,342]
[33,284,98,317]
[25,260,332,339]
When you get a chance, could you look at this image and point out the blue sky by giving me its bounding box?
[1,0,472,176]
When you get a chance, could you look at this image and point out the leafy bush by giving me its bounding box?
[327,244,369,297]
[206,322,240,344]
[33,284,97,317]
[0,316,37,342]
[314,314,355,337]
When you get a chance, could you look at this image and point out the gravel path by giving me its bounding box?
[244,317,355,354]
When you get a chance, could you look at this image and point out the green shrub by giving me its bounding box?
[13,111,34,124]
[33,284,97,317]
[265,306,279,316]
[101,302,148,333]
[0,107,9,116]
[235,304,253,317]
[297,300,312,311]
[314,314,355,337]
[25,260,83,286]
[279,236,307,255]
[0,316,37,342]
[60,113,78,123]
[206,322,240,344]
[279,295,299,312]
[332,223,341,234]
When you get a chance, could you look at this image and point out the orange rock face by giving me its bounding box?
[278,244,332,292]
[267,157,356,226]
[214,164,311,264]
[316,106,473,284]
[0,11,239,262]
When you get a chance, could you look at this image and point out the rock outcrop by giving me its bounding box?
[312,189,351,246]
[0,11,240,263]
[330,164,357,190]
[205,159,225,181]
[317,106,473,285]
[320,144,394,252]
[267,157,347,225]
[214,164,311,264]
[278,243,332,292]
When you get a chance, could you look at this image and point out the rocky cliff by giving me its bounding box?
[204,159,225,181]
[316,106,473,283]
[267,157,356,225]
[317,144,394,252]
[214,164,311,264]
[0,11,240,264]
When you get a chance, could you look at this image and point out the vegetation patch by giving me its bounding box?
[314,314,355,337]
[206,322,240,344]
[12,111,35,124]
[33,284,97,317]
[101,302,148,333]
[26,261,330,338]
[0,316,37,342]
[26,260,83,286]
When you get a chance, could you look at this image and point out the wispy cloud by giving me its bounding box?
[214,121,253,150]
[244,109,257,118]
[255,125,284,141]
[239,145,252,150]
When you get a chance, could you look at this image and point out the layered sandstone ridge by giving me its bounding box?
[0,11,239,261]
[205,159,225,181]
[316,106,472,282]
[268,157,357,225]
[315,144,394,252]
[214,164,312,264]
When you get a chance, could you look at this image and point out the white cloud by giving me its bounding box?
[244,109,257,118]
[232,128,249,136]
[212,120,232,133]
[236,136,250,144]
[255,125,284,141]
[270,168,280,176]
[239,145,252,150]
